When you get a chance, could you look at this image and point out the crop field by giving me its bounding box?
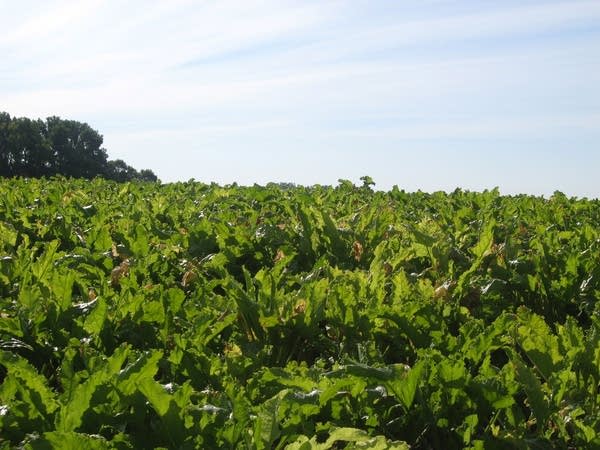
[0,177,599,449]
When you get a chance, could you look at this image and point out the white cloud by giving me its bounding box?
[322,113,600,140]
[0,0,104,48]
[1,0,599,194]
[357,0,600,46]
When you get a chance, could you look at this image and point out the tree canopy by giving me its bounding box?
[0,112,158,182]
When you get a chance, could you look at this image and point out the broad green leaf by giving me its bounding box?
[285,428,409,450]
[0,316,23,337]
[25,431,111,450]
[223,382,252,445]
[343,364,395,380]
[459,414,479,445]
[50,271,75,311]
[557,317,585,361]
[573,419,597,443]
[141,300,165,324]
[473,377,515,410]
[0,221,18,248]
[261,367,316,391]
[513,358,550,427]
[456,219,496,297]
[318,377,364,406]
[17,273,42,310]
[516,308,562,381]
[138,377,172,417]
[117,350,162,396]
[385,361,425,409]
[0,351,59,417]
[56,346,129,432]
[31,240,60,281]
[83,297,107,335]
[132,223,149,256]
[324,427,369,446]
[471,220,495,259]
[349,436,409,449]
[165,287,185,314]
[228,278,264,342]
[254,392,284,450]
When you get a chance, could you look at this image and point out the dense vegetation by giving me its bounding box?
[0,112,157,182]
[0,178,599,449]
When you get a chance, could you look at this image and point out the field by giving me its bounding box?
[0,177,599,449]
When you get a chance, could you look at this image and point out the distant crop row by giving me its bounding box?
[0,178,599,449]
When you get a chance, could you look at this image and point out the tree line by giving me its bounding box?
[0,112,158,182]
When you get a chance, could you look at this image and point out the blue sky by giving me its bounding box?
[2,0,599,197]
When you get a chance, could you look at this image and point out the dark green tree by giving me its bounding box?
[45,116,109,178]
[105,159,138,182]
[0,115,52,177]
[0,112,11,177]
[0,112,159,182]
[138,168,159,182]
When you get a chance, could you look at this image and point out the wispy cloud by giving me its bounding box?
[1,0,599,195]
[323,113,600,140]
[0,0,104,46]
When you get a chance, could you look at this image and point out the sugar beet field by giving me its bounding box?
[0,178,599,449]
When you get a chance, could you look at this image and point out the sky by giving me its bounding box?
[1,0,600,197]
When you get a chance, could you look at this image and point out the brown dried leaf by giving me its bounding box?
[274,249,285,263]
[111,259,130,288]
[181,270,197,287]
[352,241,364,261]
[294,299,307,315]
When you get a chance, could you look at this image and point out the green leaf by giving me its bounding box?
[516,308,562,381]
[456,219,496,296]
[343,364,394,380]
[513,358,550,427]
[459,414,479,445]
[0,317,23,337]
[138,377,172,417]
[285,428,409,450]
[261,367,317,391]
[228,278,264,342]
[17,272,42,310]
[56,346,129,432]
[471,220,495,260]
[0,221,18,248]
[324,427,369,446]
[0,351,59,417]
[83,297,107,335]
[141,300,165,324]
[165,287,185,315]
[25,431,111,450]
[50,271,75,311]
[132,223,149,256]
[254,392,284,450]
[385,361,425,409]
[349,436,409,449]
[116,351,162,396]
[224,382,253,445]
[573,419,597,443]
[31,240,60,281]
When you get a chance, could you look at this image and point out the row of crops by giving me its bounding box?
[0,177,599,449]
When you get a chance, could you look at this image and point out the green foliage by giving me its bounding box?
[0,178,599,448]
[0,112,158,182]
